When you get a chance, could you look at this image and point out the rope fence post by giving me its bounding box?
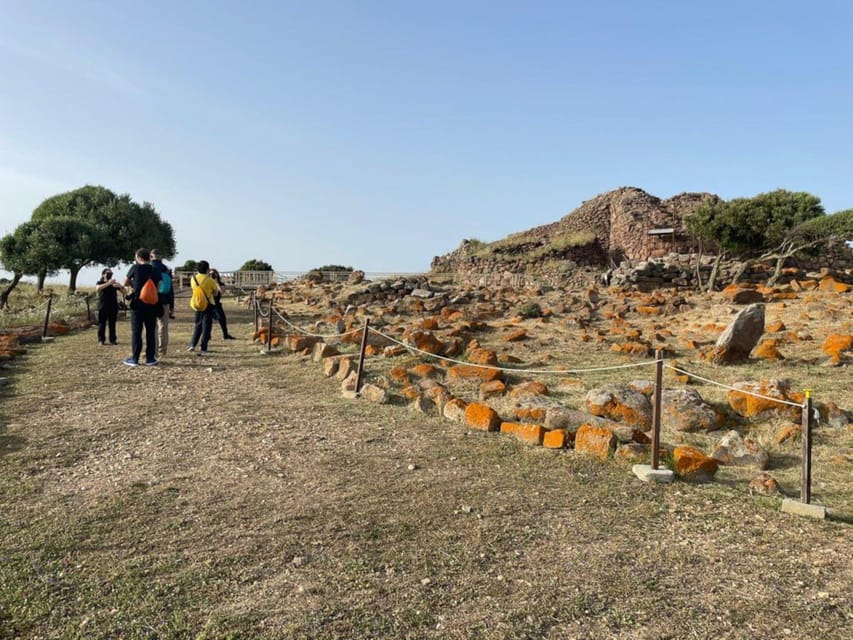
[801,390,813,504]
[41,293,54,339]
[252,291,258,333]
[651,349,664,471]
[266,298,274,352]
[355,318,370,393]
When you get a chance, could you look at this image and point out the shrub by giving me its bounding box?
[314,265,353,272]
[239,259,273,271]
[515,302,542,318]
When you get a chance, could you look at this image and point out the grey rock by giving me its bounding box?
[712,303,765,364]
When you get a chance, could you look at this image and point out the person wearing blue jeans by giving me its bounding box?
[122,248,161,367]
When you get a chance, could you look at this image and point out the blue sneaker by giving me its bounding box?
[123,358,138,367]
[144,359,158,366]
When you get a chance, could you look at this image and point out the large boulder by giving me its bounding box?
[727,379,802,421]
[661,389,724,432]
[708,303,765,364]
[585,384,652,429]
[711,430,769,469]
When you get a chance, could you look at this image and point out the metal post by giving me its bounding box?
[801,391,813,504]
[42,293,54,339]
[651,349,664,470]
[252,291,258,333]
[266,298,274,352]
[355,318,371,393]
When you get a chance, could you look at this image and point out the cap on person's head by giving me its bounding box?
[151,248,161,258]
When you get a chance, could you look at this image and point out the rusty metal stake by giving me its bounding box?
[42,293,54,339]
[801,391,814,504]
[355,318,371,393]
[651,349,664,470]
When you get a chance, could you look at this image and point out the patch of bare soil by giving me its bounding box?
[0,300,851,639]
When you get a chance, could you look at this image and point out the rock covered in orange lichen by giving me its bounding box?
[448,365,503,382]
[672,446,718,482]
[574,424,616,460]
[727,379,802,421]
[463,402,501,431]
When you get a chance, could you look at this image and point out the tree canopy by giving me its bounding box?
[239,259,273,271]
[686,189,825,258]
[313,264,353,273]
[0,185,176,297]
[178,260,199,273]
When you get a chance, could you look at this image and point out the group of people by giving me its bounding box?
[95,249,234,367]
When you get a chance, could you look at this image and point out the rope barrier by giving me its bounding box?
[665,365,804,408]
[253,297,364,339]
[255,298,270,319]
[259,298,811,405]
[276,312,363,339]
[368,326,660,375]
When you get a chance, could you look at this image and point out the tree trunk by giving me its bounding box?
[68,266,80,293]
[0,271,23,309]
[731,259,751,285]
[694,241,706,293]
[767,255,787,287]
[37,270,47,292]
[707,253,725,292]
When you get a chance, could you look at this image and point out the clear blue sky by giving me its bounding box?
[1,0,851,285]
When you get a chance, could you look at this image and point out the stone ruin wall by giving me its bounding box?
[431,187,850,291]
[611,247,853,292]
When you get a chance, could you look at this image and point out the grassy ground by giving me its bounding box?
[1,300,851,639]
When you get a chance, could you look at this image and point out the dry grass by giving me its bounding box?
[1,297,851,639]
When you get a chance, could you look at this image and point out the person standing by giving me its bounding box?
[95,267,122,346]
[209,269,236,340]
[150,248,174,357]
[188,260,219,354]
[122,248,161,367]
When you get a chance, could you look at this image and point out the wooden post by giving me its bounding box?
[266,298,274,352]
[42,293,54,339]
[651,349,664,470]
[85,295,91,322]
[801,391,814,504]
[355,318,371,393]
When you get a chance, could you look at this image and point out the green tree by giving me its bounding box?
[179,260,199,273]
[686,190,825,290]
[239,259,273,271]
[313,264,353,272]
[763,208,853,284]
[0,222,40,307]
[30,185,176,291]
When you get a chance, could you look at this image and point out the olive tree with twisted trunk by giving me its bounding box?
[686,190,825,291]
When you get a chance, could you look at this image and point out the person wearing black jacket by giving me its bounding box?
[95,268,123,345]
[122,248,161,367]
[150,248,174,357]
[209,269,236,340]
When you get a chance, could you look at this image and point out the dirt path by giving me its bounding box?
[1,303,851,639]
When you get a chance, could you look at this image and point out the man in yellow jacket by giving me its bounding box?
[188,260,220,354]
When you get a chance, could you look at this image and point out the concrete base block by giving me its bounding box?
[633,464,674,484]
[781,498,827,520]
